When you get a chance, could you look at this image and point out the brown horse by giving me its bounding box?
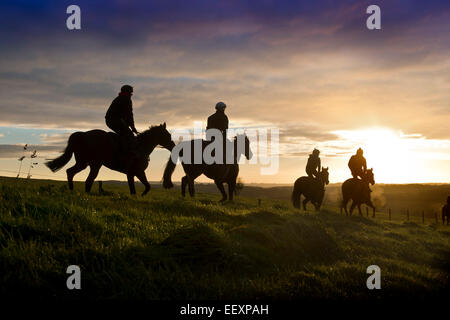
[162,134,252,202]
[291,167,329,211]
[45,123,175,195]
[341,168,375,216]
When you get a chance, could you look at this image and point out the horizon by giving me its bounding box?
[2,175,450,188]
[1,1,450,184]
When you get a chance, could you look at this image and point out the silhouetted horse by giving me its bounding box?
[45,123,175,195]
[443,196,450,225]
[341,168,375,216]
[291,167,329,211]
[163,134,252,202]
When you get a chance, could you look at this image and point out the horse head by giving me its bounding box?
[137,122,175,152]
[234,134,253,161]
[320,167,329,185]
[365,168,375,185]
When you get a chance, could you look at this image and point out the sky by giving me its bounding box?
[0,0,450,184]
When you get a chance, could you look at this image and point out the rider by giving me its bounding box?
[306,148,321,179]
[105,85,138,153]
[348,148,367,179]
[207,101,228,135]
[206,102,229,163]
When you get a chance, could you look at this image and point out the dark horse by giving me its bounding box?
[443,196,450,225]
[340,168,375,216]
[291,167,329,211]
[45,123,175,195]
[162,134,252,202]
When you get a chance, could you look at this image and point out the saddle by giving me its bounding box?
[108,132,136,152]
[107,132,139,170]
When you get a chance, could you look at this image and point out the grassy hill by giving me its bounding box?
[0,176,449,300]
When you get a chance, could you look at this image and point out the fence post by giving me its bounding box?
[258,198,261,207]
[99,181,103,194]
[422,210,425,224]
[407,209,409,221]
[389,208,391,221]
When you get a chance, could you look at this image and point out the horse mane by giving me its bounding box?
[136,125,162,143]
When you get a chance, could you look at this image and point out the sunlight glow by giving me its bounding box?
[333,128,425,183]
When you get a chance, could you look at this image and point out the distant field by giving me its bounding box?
[0,176,449,300]
[197,182,450,223]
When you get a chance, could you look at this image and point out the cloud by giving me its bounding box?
[0,0,449,142]
[0,144,62,159]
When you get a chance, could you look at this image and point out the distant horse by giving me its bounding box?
[291,167,329,211]
[443,196,450,225]
[163,134,252,202]
[45,123,175,195]
[341,168,375,216]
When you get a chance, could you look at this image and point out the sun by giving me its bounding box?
[333,128,421,183]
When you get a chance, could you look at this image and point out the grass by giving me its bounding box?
[0,176,449,300]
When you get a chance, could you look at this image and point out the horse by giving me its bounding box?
[340,168,375,216]
[162,134,252,202]
[442,196,450,225]
[291,167,329,211]
[45,123,175,195]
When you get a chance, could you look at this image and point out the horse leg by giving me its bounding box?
[136,171,151,196]
[127,173,136,195]
[181,176,188,197]
[314,201,320,211]
[349,202,357,216]
[186,172,202,198]
[302,198,309,211]
[342,197,349,215]
[215,180,227,202]
[66,161,87,190]
[367,201,376,218]
[85,164,101,193]
[357,204,362,216]
[188,176,196,197]
[227,180,236,201]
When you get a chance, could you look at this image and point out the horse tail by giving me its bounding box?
[163,149,179,189]
[45,132,81,172]
[291,180,301,208]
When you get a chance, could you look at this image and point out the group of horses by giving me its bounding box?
[45,124,251,202]
[46,123,375,215]
[291,167,376,216]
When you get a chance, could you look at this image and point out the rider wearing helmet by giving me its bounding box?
[306,148,321,179]
[106,85,138,140]
[348,148,367,179]
[206,102,229,163]
[207,102,228,134]
[105,85,139,168]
